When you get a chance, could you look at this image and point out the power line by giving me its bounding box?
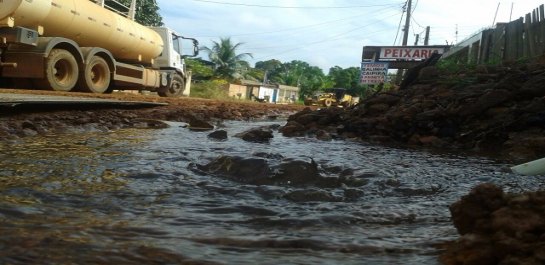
[193,4,403,38]
[193,0,404,9]
[393,1,407,45]
[254,11,402,61]
[243,8,402,50]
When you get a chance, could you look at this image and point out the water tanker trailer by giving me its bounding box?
[0,0,198,97]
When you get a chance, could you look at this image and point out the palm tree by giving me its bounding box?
[201,37,253,80]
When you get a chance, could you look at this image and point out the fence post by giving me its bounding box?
[525,13,534,58]
[538,5,545,55]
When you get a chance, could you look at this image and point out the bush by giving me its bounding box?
[190,80,229,99]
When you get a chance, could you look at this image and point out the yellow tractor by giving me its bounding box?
[304,88,359,108]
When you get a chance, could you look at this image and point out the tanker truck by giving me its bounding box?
[0,0,198,97]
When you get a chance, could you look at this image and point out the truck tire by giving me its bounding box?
[78,56,111,93]
[324,98,333,107]
[158,74,184,97]
[35,49,79,92]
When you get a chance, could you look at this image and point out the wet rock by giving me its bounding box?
[188,118,214,131]
[208,130,228,140]
[279,121,306,137]
[234,127,274,143]
[195,155,354,188]
[195,156,271,185]
[269,158,321,186]
[293,113,321,126]
[442,183,545,265]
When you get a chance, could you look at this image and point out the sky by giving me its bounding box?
[157,0,545,73]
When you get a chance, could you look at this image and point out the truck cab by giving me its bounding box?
[152,27,198,73]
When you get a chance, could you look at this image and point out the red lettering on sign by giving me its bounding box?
[384,49,392,57]
[421,50,428,58]
[404,49,411,57]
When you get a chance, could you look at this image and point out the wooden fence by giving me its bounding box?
[442,4,545,64]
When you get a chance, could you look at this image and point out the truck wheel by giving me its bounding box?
[158,74,184,97]
[78,56,111,93]
[35,49,79,92]
[324,98,333,107]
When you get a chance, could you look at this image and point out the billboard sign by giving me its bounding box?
[360,62,388,85]
[379,47,445,60]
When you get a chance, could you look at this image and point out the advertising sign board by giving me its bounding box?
[360,62,388,85]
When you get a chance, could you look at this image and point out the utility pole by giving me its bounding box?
[414,34,420,45]
[396,0,412,84]
[424,26,430,45]
[402,0,412,46]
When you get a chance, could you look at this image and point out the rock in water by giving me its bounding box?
[208,130,228,140]
[234,127,274,143]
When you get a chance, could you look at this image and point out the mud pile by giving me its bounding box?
[281,62,545,161]
[441,183,545,265]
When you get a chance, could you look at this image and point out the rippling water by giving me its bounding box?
[1,119,544,264]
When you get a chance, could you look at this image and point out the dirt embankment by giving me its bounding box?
[0,89,307,139]
[280,62,545,162]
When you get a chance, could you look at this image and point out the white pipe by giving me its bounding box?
[511,157,545,176]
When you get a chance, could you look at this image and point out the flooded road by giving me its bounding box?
[1,119,544,264]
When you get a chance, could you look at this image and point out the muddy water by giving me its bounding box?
[0,120,543,265]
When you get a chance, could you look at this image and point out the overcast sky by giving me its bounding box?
[157,0,545,73]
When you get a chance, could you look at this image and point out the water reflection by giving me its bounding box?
[0,121,543,264]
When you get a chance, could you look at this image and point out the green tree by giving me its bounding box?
[135,0,163,26]
[328,66,367,97]
[185,58,214,81]
[116,0,163,26]
[277,60,326,98]
[201,37,253,81]
[255,59,283,83]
